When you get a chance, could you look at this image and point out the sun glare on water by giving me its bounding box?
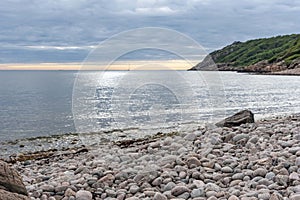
[0,60,199,71]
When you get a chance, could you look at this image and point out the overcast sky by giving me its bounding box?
[1,0,300,63]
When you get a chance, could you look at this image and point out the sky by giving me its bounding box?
[1,0,300,69]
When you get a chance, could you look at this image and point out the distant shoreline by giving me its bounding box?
[188,68,300,76]
[234,69,300,76]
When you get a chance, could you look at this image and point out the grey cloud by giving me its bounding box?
[0,0,300,63]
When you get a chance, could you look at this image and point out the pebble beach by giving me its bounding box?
[13,114,300,200]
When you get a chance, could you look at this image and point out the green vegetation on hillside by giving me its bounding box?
[211,34,300,67]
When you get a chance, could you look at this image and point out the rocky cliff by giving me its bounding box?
[190,34,300,74]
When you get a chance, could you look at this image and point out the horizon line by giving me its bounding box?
[0,59,200,71]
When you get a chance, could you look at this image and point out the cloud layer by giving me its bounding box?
[1,0,300,63]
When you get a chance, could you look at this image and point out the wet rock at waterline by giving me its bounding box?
[216,109,255,127]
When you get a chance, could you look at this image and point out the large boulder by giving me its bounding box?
[0,160,29,200]
[0,189,29,200]
[216,110,254,127]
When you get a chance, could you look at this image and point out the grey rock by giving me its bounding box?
[265,172,276,180]
[119,155,131,162]
[179,171,187,179]
[158,155,177,166]
[152,177,162,186]
[269,193,281,200]
[163,137,173,145]
[221,166,233,173]
[55,185,68,193]
[275,174,289,186]
[215,110,254,127]
[41,194,48,200]
[184,133,197,141]
[232,134,250,143]
[248,135,259,144]
[115,172,128,181]
[279,140,293,148]
[171,185,190,196]
[106,189,116,197]
[253,168,268,177]
[178,147,188,154]
[228,195,239,200]
[125,197,139,200]
[150,141,161,148]
[289,147,300,154]
[289,172,300,181]
[74,166,87,175]
[68,165,77,170]
[32,190,41,198]
[162,191,172,199]
[64,188,76,197]
[192,171,201,179]
[230,179,241,187]
[153,192,167,200]
[230,189,240,197]
[186,156,201,168]
[143,191,155,197]
[214,163,222,171]
[278,168,289,175]
[291,185,300,193]
[40,185,55,192]
[0,161,28,196]
[0,189,30,200]
[164,182,176,191]
[205,183,221,192]
[98,174,115,186]
[206,191,217,197]
[232,173,244,180]
[258,193,270,200]
[75,190,93,200]
[191,188,204,198]
[257,178,272,186]
[117,193,126,200]
[129,185,139,194]
[290,194,300,200]
[193,180,205,188]
[177,192,190,199]
[296,157,300,166]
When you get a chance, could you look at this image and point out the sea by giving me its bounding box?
[0,70,299,144]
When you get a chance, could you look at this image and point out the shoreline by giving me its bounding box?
[222,69,300,76]
[0,122,201,162]
[188,69,300,76]
[11,114,300,200]
[0,113,294,162]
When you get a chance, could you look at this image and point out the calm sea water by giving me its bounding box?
[0,70,299,142]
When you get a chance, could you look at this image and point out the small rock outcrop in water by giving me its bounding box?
[0,160,29,200]
[216,110,254,127]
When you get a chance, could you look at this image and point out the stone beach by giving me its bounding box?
[10,114,300,199]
